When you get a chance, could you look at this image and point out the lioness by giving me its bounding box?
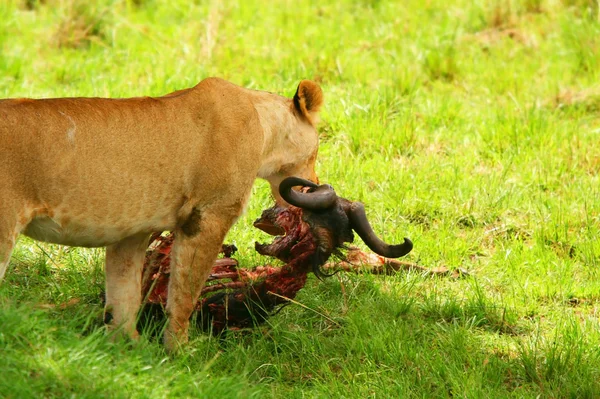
[0,77,323,350]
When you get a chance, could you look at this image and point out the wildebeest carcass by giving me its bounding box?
[140,177,414,334]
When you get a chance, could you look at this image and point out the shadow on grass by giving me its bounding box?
[236,273,600,397]
[2,263,600,397]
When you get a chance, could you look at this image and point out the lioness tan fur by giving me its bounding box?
[0,77,323,350]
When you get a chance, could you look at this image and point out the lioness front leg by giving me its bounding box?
[164,208,239,352]
[0,235,17,281]
[0,199,24,281]
[104,233,150,339]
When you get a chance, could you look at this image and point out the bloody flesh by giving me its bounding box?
[141,205,328,334]
[141,202,425,334]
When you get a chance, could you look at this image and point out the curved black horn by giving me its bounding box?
[279,177,337,211]
[348,202,413,258]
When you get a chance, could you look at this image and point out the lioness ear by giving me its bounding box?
[293,80,323,125]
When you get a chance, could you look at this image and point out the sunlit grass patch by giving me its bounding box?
[2,0,600,397]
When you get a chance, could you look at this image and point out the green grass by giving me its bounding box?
[2,0,600,397]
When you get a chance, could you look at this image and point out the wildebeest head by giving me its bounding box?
[254,177,413,278]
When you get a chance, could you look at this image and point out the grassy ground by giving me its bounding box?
[1,0,600,397]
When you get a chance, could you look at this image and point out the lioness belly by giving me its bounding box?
[22,214,173,248]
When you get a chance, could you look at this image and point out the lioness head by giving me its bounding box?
[257,80,324,205]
